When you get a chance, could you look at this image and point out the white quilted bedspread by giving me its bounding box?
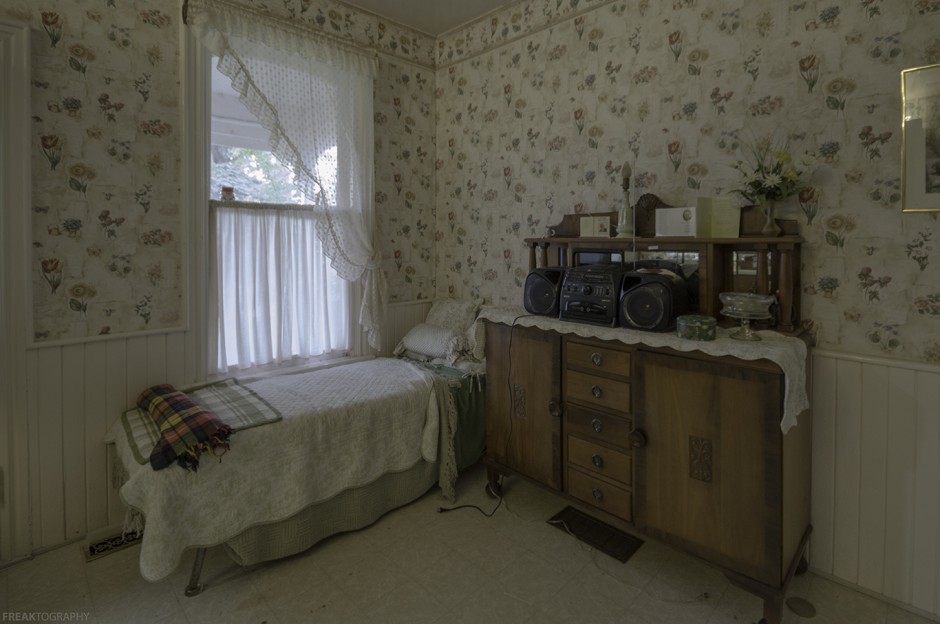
[108,358,443,582]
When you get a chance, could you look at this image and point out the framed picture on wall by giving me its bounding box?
[901,63,940,212]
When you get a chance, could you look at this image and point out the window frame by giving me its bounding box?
[183,32,362,379]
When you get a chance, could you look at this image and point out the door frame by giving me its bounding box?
[0,18,33,565]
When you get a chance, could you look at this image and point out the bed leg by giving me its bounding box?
[184,547,207,597]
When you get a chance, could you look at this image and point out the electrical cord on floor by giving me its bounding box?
[437,476,504,517]
[436,496,502,517]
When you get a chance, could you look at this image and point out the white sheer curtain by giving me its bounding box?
[186,0,386,367]
[210,202,349,370]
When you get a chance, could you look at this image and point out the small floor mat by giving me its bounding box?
[84,532,142,562]
[548,506,643,563]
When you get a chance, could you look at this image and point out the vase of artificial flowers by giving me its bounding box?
[732,138,812,237]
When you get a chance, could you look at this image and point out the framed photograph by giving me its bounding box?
[901,63,940,212]
[578,215,612,237]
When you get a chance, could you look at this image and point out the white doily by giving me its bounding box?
[479,306,809,433]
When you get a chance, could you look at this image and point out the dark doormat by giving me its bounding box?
[548,506,643,563]
[84,532,143,563]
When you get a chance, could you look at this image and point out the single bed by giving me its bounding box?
[107,355,485,593]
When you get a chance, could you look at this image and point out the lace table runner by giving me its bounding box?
[479,306,809,433]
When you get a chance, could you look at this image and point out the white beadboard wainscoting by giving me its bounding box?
[7,300,431,562]
[23,331,199,554]
[810,349,940,620]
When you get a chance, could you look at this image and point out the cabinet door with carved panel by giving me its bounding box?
[484,322,562,492]
[633,349,793,588]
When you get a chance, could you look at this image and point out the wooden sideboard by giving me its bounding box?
[483,320,811,624]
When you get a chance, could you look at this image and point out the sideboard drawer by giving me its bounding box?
[567,435,632,487]
[566,467,633,522]
[567,369,631,413]
[566,340,631,378]
[566,405,632,445]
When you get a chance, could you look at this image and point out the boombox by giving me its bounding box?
[559,265,625,327]
[523,264,690,332]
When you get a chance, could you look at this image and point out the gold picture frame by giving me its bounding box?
[901,63,940,212]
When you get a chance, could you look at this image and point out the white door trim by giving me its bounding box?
[0,18,33,564]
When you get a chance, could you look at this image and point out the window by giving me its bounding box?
[210,63,302,204]
[209,59,352,373]
[185,1,383,376]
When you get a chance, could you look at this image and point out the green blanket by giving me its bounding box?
[403,362,485,471]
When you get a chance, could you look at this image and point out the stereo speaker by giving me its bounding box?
[619,271,689,331]
[523,267,565,316]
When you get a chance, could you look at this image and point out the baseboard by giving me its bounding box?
[808,567,940,623]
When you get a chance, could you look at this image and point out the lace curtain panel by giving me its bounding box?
[185,0,386,353]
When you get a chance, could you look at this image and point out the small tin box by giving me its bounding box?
[676,314,717,341]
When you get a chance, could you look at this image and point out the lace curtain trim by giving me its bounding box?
[184,0,377,77]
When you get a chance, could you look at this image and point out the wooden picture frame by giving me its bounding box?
[901,63,940,212]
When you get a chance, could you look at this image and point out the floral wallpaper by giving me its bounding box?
[7,0,940,364]
[373,59,438,302]
[5,0,438,341]
[3,0,184,342]
[433,0,940,364]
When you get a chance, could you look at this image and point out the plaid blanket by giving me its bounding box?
[124,378,281,471]
[139,384,232,471]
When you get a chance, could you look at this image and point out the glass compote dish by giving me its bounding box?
[719,292,775,341]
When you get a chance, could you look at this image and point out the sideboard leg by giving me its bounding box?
[485,466,503,498]
[485,466,502,498]
[761,593,784,624]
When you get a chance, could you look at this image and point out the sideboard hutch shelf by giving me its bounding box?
[523,235,802,332]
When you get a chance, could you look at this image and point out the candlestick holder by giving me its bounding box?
[616,160,634,238]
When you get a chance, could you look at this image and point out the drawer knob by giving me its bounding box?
[592,487,604,502]
[591,418,603,433]
[591,352,602,366]
[592,453,604,468]
[591,385,603,399]
[630,428,648,449]
[548,399,562,418]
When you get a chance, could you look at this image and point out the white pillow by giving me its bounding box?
[394,323,463,362]
[425,298,482,335]
[466,318,486,361]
